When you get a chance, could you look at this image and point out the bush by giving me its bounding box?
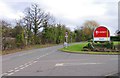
[16,34,25,48]
[2,37,16,50]
[88,39,93,42]
[105,42,114,49]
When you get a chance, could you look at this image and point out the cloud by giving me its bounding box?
[34,0,118,36]
[0,0,118,36]
[0,1,24,20]
[37,0,107,20]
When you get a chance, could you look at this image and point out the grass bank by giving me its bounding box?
[60,42,120,55]
[113,41,120,45]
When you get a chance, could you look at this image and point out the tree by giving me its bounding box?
[23,4,51,44]
[13,21,25,48]
[74,20,99,42]
[74,27,86,42]
[82,20,99,40]
[1,20,11,37]
[1,20,13,50]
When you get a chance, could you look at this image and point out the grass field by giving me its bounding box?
[60,41,120,55]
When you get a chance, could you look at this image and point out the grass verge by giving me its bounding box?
[60,42,120,55]
[1,44,58,55]
[113,41,120,45]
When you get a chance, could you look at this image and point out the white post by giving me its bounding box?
[64,32,68,48]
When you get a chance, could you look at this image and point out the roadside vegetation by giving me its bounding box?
[1,3,120,55]
[1,44,58,55]
[1,3,100,55]
[60,41,120,55]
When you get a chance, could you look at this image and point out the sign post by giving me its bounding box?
[64,32,68,48]
[93,26,110,42]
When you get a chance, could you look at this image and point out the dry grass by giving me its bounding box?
[0,51,2,55]
[1,44,58,55]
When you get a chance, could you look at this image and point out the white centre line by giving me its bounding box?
[7,73,14,76]
[19,65,24,67]
[8,70,14,72]
[20,67,26,69]
[20,67,24,69]
[24,63,29,65]
[37,58,40,59]
[28,61,34,64]
[14,67,19,70]
[14,70,20,72]
[3,52,55,76]
[33,61,38,63]
[24,65,29,67]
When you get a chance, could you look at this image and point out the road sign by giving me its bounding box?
[64,32,68,48]
[93,26,110,41]
[65,32,68,37]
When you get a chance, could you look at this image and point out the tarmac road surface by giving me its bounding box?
[1,44,119,76]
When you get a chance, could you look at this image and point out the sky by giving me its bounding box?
[0,0,119,36]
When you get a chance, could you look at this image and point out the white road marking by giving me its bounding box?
[20,67,25,69]
[28,63,32,66]
[105,72,117,76]
[105,74,112,76]
[8,70,14,72]
[3,52,54,76]
[33,61,38,63]
[2,73,8,76]
[37,58,40,59]
[55,63,102,67]
[20,67,24,69]
[7,73,14,76]
[66,63,102,66]
[14,70,19,72]
[55,63,64,66]
[19,65,24,67]
[39,52,53,58]
[24,63,29,65]
[14,67,19,69]
[28,61,34,64]
[24,65,29,67]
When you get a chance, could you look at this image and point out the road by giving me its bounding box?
[1,44,119,76]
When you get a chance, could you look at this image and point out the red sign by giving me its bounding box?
[93,26,110,41]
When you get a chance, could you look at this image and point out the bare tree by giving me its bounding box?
[23,3,51,44]
[83,20,99,29]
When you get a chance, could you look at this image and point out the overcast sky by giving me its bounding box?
[0,0,119,36]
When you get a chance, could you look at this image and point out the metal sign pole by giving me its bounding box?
[64,32,68,48]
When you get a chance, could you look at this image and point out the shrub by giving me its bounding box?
[105,42,114,49]
[2,37,16,50]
